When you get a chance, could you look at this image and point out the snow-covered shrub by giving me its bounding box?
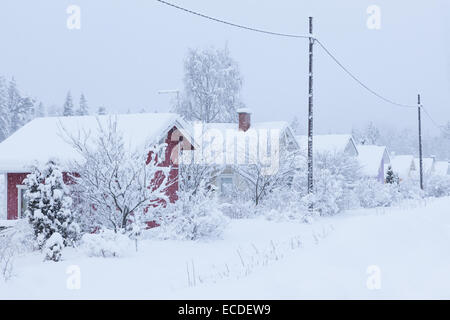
[355,179,398,208]
[425,175,450,197]
[43,232,63,262]
[398,178,423,200]
[312,168,343,215]
[155,193,229,241]
[66,118,170,234]
[221,201,256,219]
[23,161,79,250]
[0,220,34,281]
[80,229,132,258]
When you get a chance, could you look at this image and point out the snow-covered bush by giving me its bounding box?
[23,161,79,250]
[80,229,132,258]
[221,201,256,219]
[398,178,423,200]
[65,117,170,234]
[311,168,343,215]
[43,232,63,262]
[425,175,450,197]
[154,189,229,241]
[355,179,399,208]
[0,220,34,281]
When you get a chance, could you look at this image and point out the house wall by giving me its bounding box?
[5,126,189,220]
[7,173,28,220]
[378,159,385,183]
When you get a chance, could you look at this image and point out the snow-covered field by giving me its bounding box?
[1,197,450,299]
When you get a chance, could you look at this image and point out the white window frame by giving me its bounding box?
[16,185,27,219]
[219,174,234,195]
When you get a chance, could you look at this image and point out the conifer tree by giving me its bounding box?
[76,93,89,116]
[24,161,79,256]
[63,91,74,116]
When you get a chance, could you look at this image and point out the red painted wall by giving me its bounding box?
[7,173,28,220]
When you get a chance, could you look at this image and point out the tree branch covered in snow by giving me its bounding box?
[64,117,172,233]
[174,46,244,123]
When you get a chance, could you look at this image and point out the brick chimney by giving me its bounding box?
[237,108,252,132]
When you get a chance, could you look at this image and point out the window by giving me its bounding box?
[16,185,28,219]
[220,176,233,196]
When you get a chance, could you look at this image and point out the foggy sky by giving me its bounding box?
[0,0,448,135]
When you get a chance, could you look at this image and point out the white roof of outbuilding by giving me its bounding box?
[390,155,415,180]
[357,145,390,177]
[295,134,357,155]
[0,113,192,172]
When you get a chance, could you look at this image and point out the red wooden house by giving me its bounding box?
[0,113,194,220]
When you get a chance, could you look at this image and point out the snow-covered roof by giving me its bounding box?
[434,161,449,176]
[295,134,358,156]
[357,145,390,177]
[390,155,415,180]
[413,158,435,175]
[204,121,290,133]
[0,113,192,172]
[236,108,252,114]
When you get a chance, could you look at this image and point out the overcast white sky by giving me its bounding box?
[0,0,448,134]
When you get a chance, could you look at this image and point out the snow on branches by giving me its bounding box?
[65,117,172,233]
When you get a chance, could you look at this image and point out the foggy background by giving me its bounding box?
[0,0,448,134]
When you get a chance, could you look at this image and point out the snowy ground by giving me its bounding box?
[1,197,450,299]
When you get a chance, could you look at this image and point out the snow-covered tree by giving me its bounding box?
[35,102,46,118]
[97,106,107,115]
[76,93,89,116]
[0,77,9,141]
[290,116,303,135]
[174,46,244,123]
[234,148,301,206]
[385,165,399,185]
[65,117,172,233]
[23,161,79,256]
[353,122,381,145]
[311,151,361,214]
[0,77,36,141]
[62,91,74,116]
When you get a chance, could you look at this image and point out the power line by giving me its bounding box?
[155,0,309,39]
[315,39,417,109]
[155,1,447,131]
[421,105,447,133]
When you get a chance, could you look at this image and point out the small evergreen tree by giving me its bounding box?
[62,91,74,116]
[76,93,89,116]
[385,166,399,185]
[24,161,79,259]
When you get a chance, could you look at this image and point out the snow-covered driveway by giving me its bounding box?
[1,197,450,299]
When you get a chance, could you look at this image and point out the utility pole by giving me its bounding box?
[307,17,314,196]
[417,94,424,190]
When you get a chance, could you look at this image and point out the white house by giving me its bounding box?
[414,157,435,177]
[189,109,299,195]
[389,155,416,181]
[357,145,391,183]
[295,134,359,157]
